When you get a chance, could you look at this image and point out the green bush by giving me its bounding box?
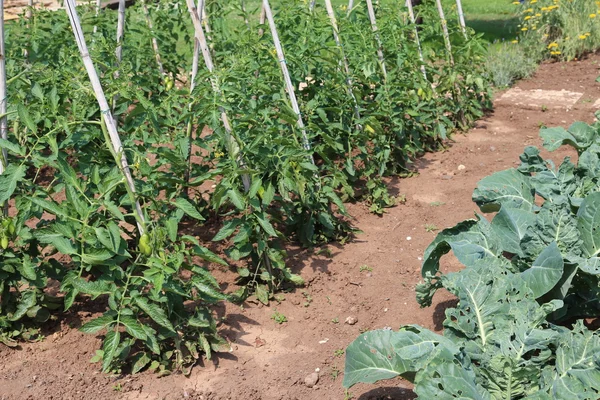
[485,41,538,87]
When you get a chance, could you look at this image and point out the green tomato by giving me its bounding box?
[1,235,8,250]
[165,77,174,91]
[139,234,152,256]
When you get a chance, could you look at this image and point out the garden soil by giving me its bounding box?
[2,54,600,400]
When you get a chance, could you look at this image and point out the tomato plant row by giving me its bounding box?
[0,0,490,373]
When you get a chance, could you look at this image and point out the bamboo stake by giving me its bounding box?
[26,0,33,19]
[434,0,453,65]
[405,0,427,80]
[262,0,314,161]
[115,0,125,63]
[455,0,467,38]
[365,0,386,79]
[324,0,360,122]
[141,0,166,77]
[347,0,354,16]
[309,0,316,11]
[0,0,7,188]
[112,0,125,117]
[64,0,146,234]
[258,4,266,36]
[185,0,251,192]
[240,0,250,29]
[93,0,100,34]
[190,0,201,90]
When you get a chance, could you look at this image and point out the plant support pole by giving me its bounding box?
[405,0,427,80]
[185,0,251,192]
[455,0,467,38]
[347,0,354,16]
[258,4,266,36]
[0,0,7,191]
[112,0,125,117]
[324,0,360,121]
[262,0,314,161]
[141,0,166,77]
[435,0,454,65]
[64,0,146,234]
[365,0,386,79]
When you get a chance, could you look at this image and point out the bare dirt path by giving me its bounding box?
[1,54,599,400]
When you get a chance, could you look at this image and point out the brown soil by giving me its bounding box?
[2,54,600,400]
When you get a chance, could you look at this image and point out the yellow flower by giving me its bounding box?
[547,42,558,49]
[524,16,532,20]
[579,35,587,40]
[535,13,541,17]
[511,40,518,44]
[512,1,520,4]
[531,0,537,3]
[521,27,528,31]
[525,8,533,13]
[585,32,591,37]
[591,14,597,19]
[550,51,561,55]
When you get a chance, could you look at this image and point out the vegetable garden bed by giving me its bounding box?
[1,0,600,398]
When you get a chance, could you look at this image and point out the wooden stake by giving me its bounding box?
[0,0,7,182]
[115,0,125,63]
[258,4,266,36]
[455,0,467,38]
[26,0,33,19]
[185,0,251,192]
[64,0,146,234]
[190,0,201,91]
[112,0,125,117]
[434,0,453,65]
[324,0,360,121]
[240,0,250,29]
[262,0,314,160]
[365,0,386,79]
[93,0,100,34]
[141,0,166,77]
[405,0,427,80]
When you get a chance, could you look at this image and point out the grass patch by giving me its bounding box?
[455,0,520,43]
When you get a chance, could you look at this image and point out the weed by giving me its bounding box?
[334,348,345,357]
[271,310,287,324]
[429,201,446,207]
[424,223,439,232]
[331,317,339,324]
[359,265,373,273]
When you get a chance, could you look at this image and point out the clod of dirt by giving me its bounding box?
[345,316,358,325]
[304,372,319,388]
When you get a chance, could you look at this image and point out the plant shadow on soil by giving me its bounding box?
[357,386,416,400]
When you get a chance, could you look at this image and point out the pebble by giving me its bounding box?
[345,316,358,325]
[304,372,319,388]
[457,164,466,170]
[406,236,412,241]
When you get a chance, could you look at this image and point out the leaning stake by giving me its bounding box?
[434,0,454,65]
[185,0,251,192]
[0,0,8,213]
[365,0,387,79]
[455,0,467,38]
[64,0,146,234]
[324,0,361,122]
[141,0,166,77]
[405,0,427,80]
[262,0,315,164]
